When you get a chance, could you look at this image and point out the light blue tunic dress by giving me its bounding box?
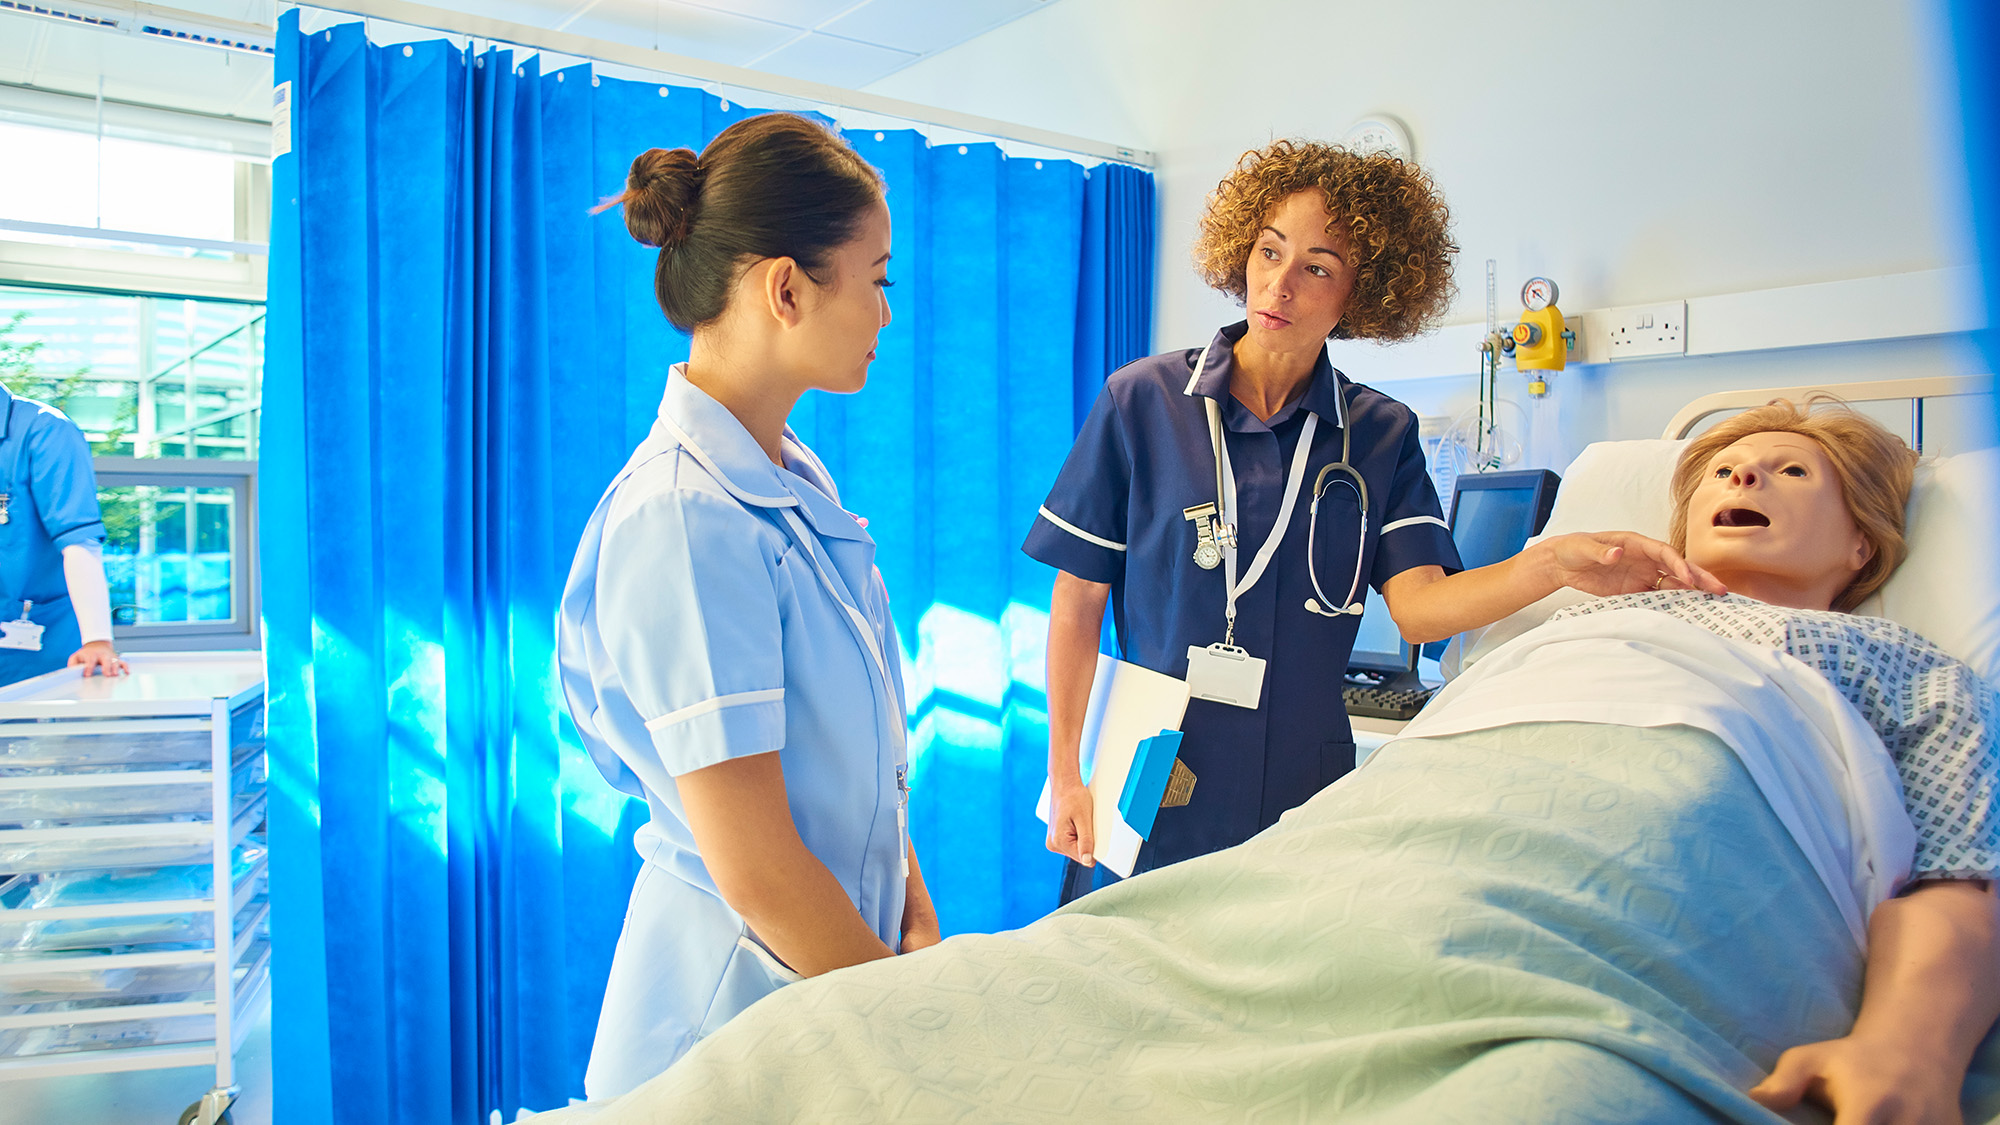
[557,367,910,1100]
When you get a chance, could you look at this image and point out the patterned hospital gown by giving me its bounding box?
[1551,590,2000,881]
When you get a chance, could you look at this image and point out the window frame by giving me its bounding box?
[92,456,259,651]
[0,97,269,654]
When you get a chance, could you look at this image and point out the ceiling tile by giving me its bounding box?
[672,0,862,31]
[0,16,270,121]
[562,1,801,65]
[819,0,1042,55]
[749,31,916,89]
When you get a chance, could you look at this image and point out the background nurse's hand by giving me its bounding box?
[1538,531,1726,598]
[68,640,128,677]
[1047,781,1095,866]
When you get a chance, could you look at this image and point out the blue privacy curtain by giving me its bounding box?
[264,9,1155,1124]
[1953,0,2000,446]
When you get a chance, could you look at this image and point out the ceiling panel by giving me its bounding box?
[748,31,916,89]
[0,0,1062,132]
[819,0,1043,56]
[563,1,800,65]
[0,14,271,121]
[665,0,858,31]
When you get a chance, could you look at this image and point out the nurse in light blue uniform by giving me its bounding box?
[557,113,937,1101]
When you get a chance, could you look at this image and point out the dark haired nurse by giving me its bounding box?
[1029,140,1724,902]
[557,112,938,1099]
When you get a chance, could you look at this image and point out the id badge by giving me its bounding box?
[1185,643,1266,709]
[0,619,43,652]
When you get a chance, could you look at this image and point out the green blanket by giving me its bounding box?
[548,723,2000,1124]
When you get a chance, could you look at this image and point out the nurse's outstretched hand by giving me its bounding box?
[68,640,128,678]
[1538,531,1727,598]
[1048,782,1095,867]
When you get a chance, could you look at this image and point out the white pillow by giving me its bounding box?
[1443,441,2000,688]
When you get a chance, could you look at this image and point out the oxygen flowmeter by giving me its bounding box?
[1501,276,1575,397]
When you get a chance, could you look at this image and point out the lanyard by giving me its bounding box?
[1204,390,1319,647]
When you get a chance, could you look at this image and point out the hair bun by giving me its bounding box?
[623,147,703,249]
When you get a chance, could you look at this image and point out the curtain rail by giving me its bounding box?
[287,0,1156,168]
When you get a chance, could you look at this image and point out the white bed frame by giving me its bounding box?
[1665,375,1995,449]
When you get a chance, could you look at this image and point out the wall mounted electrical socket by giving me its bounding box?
[1604,301,1687,360]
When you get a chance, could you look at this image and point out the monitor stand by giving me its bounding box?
[1343,666,1425,693]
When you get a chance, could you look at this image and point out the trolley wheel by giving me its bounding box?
[175,1103,233,1125]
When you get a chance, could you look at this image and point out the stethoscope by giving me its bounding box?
[1183,341,1370,622]
[1302,422,1369,617]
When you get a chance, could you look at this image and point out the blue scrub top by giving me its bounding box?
[557,367,909,1099]
[0,389,105,685]
[1023,322,1461,871]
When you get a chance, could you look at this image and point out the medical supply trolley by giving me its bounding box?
[0,653,267,1125]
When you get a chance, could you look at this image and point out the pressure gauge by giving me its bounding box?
[1520,277,1558,311]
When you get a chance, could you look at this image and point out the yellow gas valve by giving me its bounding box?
[1513,277,1567,374]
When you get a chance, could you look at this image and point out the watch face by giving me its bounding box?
[1521,277,1558,311]
[1194,542,1221,570]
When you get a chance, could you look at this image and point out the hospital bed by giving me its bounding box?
[527,376,2000,1125]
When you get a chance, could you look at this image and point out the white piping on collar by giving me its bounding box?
[658,412,797,509]
[1183,337,1350,431]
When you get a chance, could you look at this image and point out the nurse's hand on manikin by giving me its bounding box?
[1535,531,1727,598]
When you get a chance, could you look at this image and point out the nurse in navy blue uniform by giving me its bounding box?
[1027,141,1722,900]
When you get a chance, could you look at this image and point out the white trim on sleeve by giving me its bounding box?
[644,688,785,732]
[1037,506,1127,552]
[1381,515,1450,535]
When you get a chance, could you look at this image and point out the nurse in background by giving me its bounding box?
[557,112,938,1100]
[0,386,124,685]
[1027,140,1720,901]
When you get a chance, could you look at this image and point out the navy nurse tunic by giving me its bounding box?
[1023,321,1461,883]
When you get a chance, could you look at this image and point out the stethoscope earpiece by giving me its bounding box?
[1303,598,1366,617]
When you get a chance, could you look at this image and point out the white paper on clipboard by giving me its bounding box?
[1036,654,1191,877]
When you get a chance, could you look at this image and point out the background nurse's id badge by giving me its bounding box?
[0,617,42,652]
[1185,643,1265,709]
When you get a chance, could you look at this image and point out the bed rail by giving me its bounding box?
[1664,374,1994,450]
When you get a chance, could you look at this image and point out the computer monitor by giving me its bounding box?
[1448,469,1562,570]
[1347,468,1563,680]
[1346,592,1413,681]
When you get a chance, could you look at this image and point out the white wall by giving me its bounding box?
[869,0,1995,463]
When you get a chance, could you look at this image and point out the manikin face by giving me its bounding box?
[1682,431,1872,610]
[1241,190,1356,348]
[791,197,894,394]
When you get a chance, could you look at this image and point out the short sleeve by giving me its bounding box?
[1021,386,1131,584]
[596,488,787,777]
[1893,657,2000,881]
[25,411,104,551]
[1369,420,1460,591]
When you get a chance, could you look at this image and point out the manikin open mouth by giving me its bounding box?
[1713,508,1771,528]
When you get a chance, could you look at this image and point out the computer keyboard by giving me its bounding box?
[1341,683,1436,721]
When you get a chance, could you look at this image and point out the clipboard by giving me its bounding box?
[1036,654,1192,877]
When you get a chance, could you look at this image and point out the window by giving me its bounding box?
[0,287,261,648]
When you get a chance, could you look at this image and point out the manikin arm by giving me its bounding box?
[1751,879,2000,1125]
